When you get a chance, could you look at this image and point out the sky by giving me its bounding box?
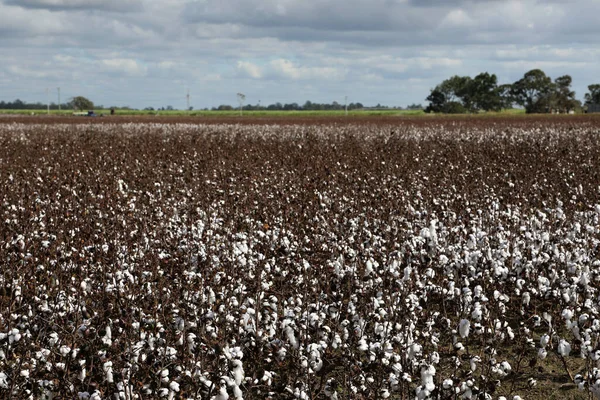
[0,0,599,110]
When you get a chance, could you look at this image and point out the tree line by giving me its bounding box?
[425,69,600,114]
[212,101,367,111]
[0,96,97,111]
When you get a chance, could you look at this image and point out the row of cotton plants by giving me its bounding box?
[1,119,600,399]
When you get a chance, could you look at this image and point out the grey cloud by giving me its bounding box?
[0,0,599,109]
[183,0,436,32]
[4,0,143,12]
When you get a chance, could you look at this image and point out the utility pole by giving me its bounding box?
[237,93,245,116]
[186,88,190,112]
[345,95,348,116]
[46,88,49,115]
[57,87,61,111]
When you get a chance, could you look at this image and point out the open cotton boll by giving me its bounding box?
[458,319,470,338]
[232,360,244,386]
[103,361,113,383]
[522,292,530,306]
[358,338,369,352]
[540,334,550,348]
[558,339,572,357]
[420,364,436,391]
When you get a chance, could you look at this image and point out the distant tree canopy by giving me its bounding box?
[425,73,505,114]
[584,84,600,106]
[426,69,582,114]
[0,99,68,110]
[211,101,367,111]
[69,96,94,111]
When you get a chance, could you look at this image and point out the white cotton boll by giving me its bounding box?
[0,372,7,389]
[420,364,436,392]
[158,388,169,397]
[232,360,244,386]
[160,369,169,383]
[59,345,71,356]
[540,334,550,348]
[522,292,530,306]
[284,325,299,349]
[102,326,112,346]
[506,326,515,340]
[471,304,483,321]
[364,260,374,277]
[470,356,481,372]
[407,343,422,360]
[103,361,113,383]
[454,342,465,354]
[358,338,368,352]
[459,319,470,338]
[215,386,229,400]
[562,309,573,321]
[89,391,102,400]
[500,361,512,373]
[48,332,59,347]
[558,339,571,357]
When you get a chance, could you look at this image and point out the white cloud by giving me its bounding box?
[269,59,344,80]
[6,0,143,12]
[0,0,599,109]
[100,58,147,77]
[237,61,263,79]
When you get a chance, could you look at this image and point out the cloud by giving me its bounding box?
[0,0,599,109]
[5,0,143,12]
[269,59,344,80]
[100,58,147,77]
[237,61,263,79]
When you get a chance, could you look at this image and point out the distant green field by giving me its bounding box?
[0,108,569,118]
[0,109,426,117]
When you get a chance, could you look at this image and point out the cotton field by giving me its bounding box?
[1,117,600,399]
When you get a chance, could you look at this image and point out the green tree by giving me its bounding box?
[425,75,472,113]
[424,88,447,113]
[551,75,578,113]
[584,84,600,105]
[69,96,94,111]
[468,72,504,112]
[510,69,554,113]
[498,84,515,109]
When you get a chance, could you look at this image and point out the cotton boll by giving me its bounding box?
[103,361,114,383]
[558,339,571,357]
[284,325,299,349]
[539,334,550,348]
[420,364,436,392]
[358,338,368,352]
[169,381,180,392]
[522,292,530,307]
[562,309,574,322]
[232,360,244,386]
[160,369,169,383]
[500,361,512,374]
[458,319,470,338]
[59,345,71,356]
